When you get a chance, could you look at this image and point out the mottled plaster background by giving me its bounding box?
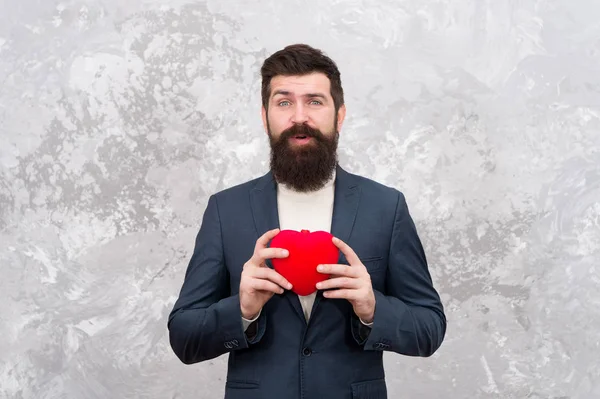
[1,0,599,398]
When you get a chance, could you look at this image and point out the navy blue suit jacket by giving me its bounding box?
[168,164,446,399]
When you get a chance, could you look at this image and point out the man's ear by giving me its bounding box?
[261,106,268,134]
[336,104,347,132]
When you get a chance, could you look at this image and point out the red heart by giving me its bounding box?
[270,229,339,296]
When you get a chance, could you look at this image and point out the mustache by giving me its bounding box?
[279,123,325,140]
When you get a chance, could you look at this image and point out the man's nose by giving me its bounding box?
[291,105,309,124]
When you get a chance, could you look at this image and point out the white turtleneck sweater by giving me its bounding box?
[241,170,373,331]
[275,170,337,321]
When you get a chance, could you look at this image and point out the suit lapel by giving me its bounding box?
[249,171,306,323]
[330,164,361,262]
[249,170,279,236]
[311,164,361,318]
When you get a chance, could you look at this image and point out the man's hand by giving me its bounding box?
[315,237,376,323]
[239,228,293,320]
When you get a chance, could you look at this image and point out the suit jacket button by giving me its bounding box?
[302,347,312,356]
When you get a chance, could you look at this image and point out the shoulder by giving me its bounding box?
[344,169,416,226]
[209,171,270,202]
[344,168,405,204]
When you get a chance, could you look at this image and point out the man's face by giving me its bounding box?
[262,72,346,192]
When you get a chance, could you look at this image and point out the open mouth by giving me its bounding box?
[294,135,308,139]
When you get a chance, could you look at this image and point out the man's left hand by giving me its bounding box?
[316,237,376,323]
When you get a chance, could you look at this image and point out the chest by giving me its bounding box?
[277,193,334,233]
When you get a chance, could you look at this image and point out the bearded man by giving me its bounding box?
[168,43,446,399]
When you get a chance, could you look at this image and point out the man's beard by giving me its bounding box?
[268,121,339,193]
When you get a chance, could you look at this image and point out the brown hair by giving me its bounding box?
[260,44,345,113]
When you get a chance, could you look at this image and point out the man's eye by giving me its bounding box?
[278,101,290,106]
[310,100,322,105]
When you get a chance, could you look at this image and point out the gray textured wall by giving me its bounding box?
[1,0,599,398]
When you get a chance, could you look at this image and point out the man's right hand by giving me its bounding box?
[239,228,292,320]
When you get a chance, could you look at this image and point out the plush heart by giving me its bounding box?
[269,229,340,296]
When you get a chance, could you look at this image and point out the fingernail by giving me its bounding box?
[317,265,324,272]
[316,282,322,289]
[282,250,289,256]
[288,283,293,289]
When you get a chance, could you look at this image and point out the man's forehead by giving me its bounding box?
[269,73,331,97]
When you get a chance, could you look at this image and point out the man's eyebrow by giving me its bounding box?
[271,90,328,100]
[304,93,327,99]
[272,90,291,97]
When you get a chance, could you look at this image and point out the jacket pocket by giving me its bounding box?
[351,378,387,399]
[225,379,260,389]
[360,256,383,271]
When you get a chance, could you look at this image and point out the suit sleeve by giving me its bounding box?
[167,194,266,364]
[355,191,447,357]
